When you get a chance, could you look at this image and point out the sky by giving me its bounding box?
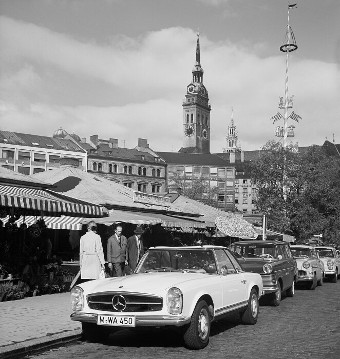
[0,0,339,152]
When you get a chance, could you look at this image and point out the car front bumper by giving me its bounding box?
[71,312,191,327]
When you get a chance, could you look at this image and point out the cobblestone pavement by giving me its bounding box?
[26,280,340,359]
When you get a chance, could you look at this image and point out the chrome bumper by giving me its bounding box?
[262,286,278,294]
[71,312,191,327]
[296,275,314,282]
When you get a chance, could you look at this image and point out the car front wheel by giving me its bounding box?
[286,281,295,297]
[331,271,338,283]
[270,283,282,306]
[241,288,259,325]
[183,300,210,350]
[82,323,110,343]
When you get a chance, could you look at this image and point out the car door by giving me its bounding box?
[280,244,296,291]
[214,249,247,312]
[311,249,322,279]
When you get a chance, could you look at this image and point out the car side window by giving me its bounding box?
[276,245,285,259]
[215,249,237,275]
[225,250,243,273]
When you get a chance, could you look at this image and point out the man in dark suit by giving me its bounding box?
[107,224,127,277]
[126,226,144,273]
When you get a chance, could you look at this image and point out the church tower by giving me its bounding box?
[180,33,211,154]
[223,108,241,153]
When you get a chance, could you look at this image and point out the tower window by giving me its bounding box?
[93,162,97,171]
[186,114,189,123]
[191,114,193,123]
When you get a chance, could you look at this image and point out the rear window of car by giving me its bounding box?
[231,244,276,258]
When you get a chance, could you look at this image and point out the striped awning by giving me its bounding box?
[0,184,103,217]
[2,215,84,230]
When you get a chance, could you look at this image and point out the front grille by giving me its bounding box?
[87,292,163,312]
[298,270,306,276]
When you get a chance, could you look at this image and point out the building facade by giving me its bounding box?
[84,137,167,194]
[0,130,87,175]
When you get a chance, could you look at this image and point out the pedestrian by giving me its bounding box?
[79,221,105,283]
[107,224,127,277]
[126,226,145,273]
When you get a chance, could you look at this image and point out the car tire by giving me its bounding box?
[286,281,295,297]
[241,288,259,325]
[331,271,338,283]
[82,323,109,343]
[183,300,210,350]
[309,274,317,290]
[270,282,282,306]
[317,273,323,286]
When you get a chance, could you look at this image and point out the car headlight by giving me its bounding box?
[166,287,183,315]
[71,286,84,312]
[263,263,273,274]
[327,260,334,269]
[303,262,311,269]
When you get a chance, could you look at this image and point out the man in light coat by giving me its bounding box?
[79,221,105,281]
[126,226,145,273]
[107,225,127,276]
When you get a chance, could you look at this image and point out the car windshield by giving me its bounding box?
[136,249,217,274]
[231,244,276,259]
[291,248,311,258]
[316,248,334,258]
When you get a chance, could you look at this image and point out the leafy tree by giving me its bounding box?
[169,173,219,207]
[251,141,340,246]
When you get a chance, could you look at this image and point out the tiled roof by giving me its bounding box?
[0,131,84,153]
[89,144,162,165]
[157,152,229,166]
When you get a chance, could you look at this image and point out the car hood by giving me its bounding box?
[236,258,267,274]
[79,272,209,296]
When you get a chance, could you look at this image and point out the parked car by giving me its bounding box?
[314,246,340,283]
[71,246,263,349]
[229,240,297,306]
[290,245,324,289]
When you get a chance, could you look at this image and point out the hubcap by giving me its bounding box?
[251,294,258,317]
[198,309,209,340]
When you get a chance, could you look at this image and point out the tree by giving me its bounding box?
[251,141,340,245]
[169,173,219,207]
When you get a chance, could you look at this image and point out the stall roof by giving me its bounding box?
[171,195,258,239]
[31,166,201,217]
[83,209,210,231]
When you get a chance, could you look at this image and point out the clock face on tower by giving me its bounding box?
[187,85,195,94]
[185,125,194,137]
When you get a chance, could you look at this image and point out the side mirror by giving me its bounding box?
[220,266,228,275]
[277,254,283,260]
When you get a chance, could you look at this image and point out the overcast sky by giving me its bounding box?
[0,0,339,152]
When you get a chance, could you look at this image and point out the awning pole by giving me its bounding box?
[262,214,266,241]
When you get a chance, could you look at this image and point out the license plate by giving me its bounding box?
[97,315,136,327]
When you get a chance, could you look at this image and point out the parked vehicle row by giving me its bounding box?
[70,242,339,350]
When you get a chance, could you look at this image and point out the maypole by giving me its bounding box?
[271,1,301,149]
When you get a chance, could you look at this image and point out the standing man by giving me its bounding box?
[79,221,105,282]
[107,224,127,277]
[126,226,144,273]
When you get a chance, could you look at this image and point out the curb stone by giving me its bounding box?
[0,329,82,359]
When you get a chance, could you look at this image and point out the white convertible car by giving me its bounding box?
[71,246,263,349]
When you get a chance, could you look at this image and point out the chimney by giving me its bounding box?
[138,138,149,148]
[90,135,98,146]
[241,151,244,162]
[109,138,119,148]
[230,151,235,164]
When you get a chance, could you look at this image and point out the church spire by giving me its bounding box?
[192,32,203,83]
[196,32,200,65]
